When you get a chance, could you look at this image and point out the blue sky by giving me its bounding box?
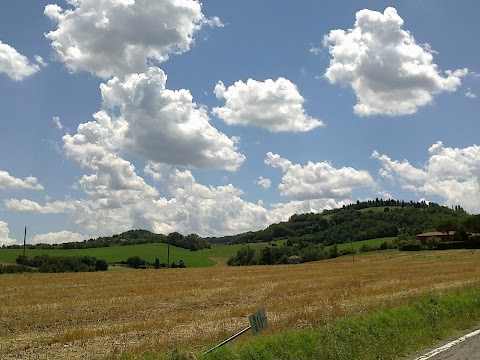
[1,0,479,245]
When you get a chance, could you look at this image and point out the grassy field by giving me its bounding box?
[0,238,392,268]
[325,237,394,253]
[1,249,480,359]
[0,241,286,268]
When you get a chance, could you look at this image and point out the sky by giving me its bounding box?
[1,0,479,246]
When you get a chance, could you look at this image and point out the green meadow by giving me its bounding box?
[0,241,284,267]
[0,237,394,268]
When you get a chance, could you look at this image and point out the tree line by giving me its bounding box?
[6,229,211,252]
[0,255,109,274]
[230,200,469,246]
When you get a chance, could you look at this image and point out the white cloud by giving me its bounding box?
[323,7,468,116]
[98,67,244,170]
[4,199,73,214]
[0,221,17,247]
[309,46,322,55]
[0,171,44,190]
[466,89,477,99]
[13,66,246,237]
[267,199,349,225]
[265,152,376,200]
[256,176,272,189]
[32,231,85,245]
[34,55,48,67]
[371,150,428,183]
[373,142,480,212]
[212,78,324,132]
[45,0,221,78]
[144,163,269,236]
[0,41,40,80]
[53,116,63,129]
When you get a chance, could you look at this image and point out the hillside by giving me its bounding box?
[4,199,473,253]
[230,200,469,245]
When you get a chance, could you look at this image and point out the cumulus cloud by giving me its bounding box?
[0,221,17,246]
[267,199,349,225]
[4,199,73,214]
[0,171,44,190]
[373,142,480,212]
[97,67,244,170]
[144,162,268,236]
[256,176,272,189]
[0,41,40,80]
[323,7,468,116]
[32,231,85,245]
[371,150,428,183]
[212,78,324,132]
[265,152,376,200]
[12,67,245,236]
[44,0,221,78]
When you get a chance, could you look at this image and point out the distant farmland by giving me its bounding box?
[1,249,480,359]
[0,238,393,268]
[0,242,278,267]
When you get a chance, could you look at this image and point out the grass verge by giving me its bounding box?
[195,288,480,360]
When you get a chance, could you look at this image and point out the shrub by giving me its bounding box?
[95,259,109,271]
[426,237,440,250]
[126,256,146,269]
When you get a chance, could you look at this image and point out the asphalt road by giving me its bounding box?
[413,329,480,360]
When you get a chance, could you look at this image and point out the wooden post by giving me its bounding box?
[351,239,355,262]
[23,226,27,257]
[167,237,170,268]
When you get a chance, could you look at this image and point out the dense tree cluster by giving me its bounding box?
[6,229,211,252]
[122,256,186,269]
[14,255,108,273]
[230,200,469,246]
[227,242,357,266]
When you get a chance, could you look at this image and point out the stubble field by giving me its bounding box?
[1,250,480,359]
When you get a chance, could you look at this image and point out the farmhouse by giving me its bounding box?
[416,231,454,245]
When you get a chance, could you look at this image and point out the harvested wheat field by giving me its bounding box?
[2,250,480,359]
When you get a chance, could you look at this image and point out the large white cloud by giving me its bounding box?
[45,0,221,78]
[267,199,349,225]
[99,68,245,170]
[144,162,268,236]
[373,142,480,213]
[371,151,428,183]
[323,7,467,116]
[32,231,86,245]
[4,199,74,214]
[0,221,17,247]
[213,78,324,132]
[0,41,40,80]
[13,66,245,237]
[265,152,376,200]
[0,170,44,190]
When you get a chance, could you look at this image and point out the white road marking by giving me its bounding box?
[414,328,480,360]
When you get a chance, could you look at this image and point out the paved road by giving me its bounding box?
[413,329,480,360]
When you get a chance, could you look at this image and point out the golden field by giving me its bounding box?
[2,250,480,359]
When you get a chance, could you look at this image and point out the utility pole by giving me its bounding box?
[350,238,355,262]
[167,237,170,268]
[23,226,27,257]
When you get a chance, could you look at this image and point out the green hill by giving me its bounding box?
[0,241,286,267]
[230,200,469,245]
[2,199,476,268]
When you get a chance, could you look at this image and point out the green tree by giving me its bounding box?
[126,256,145,269]
[464,215,480,234]
[436,218,458,239]
[95,259,108,271]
